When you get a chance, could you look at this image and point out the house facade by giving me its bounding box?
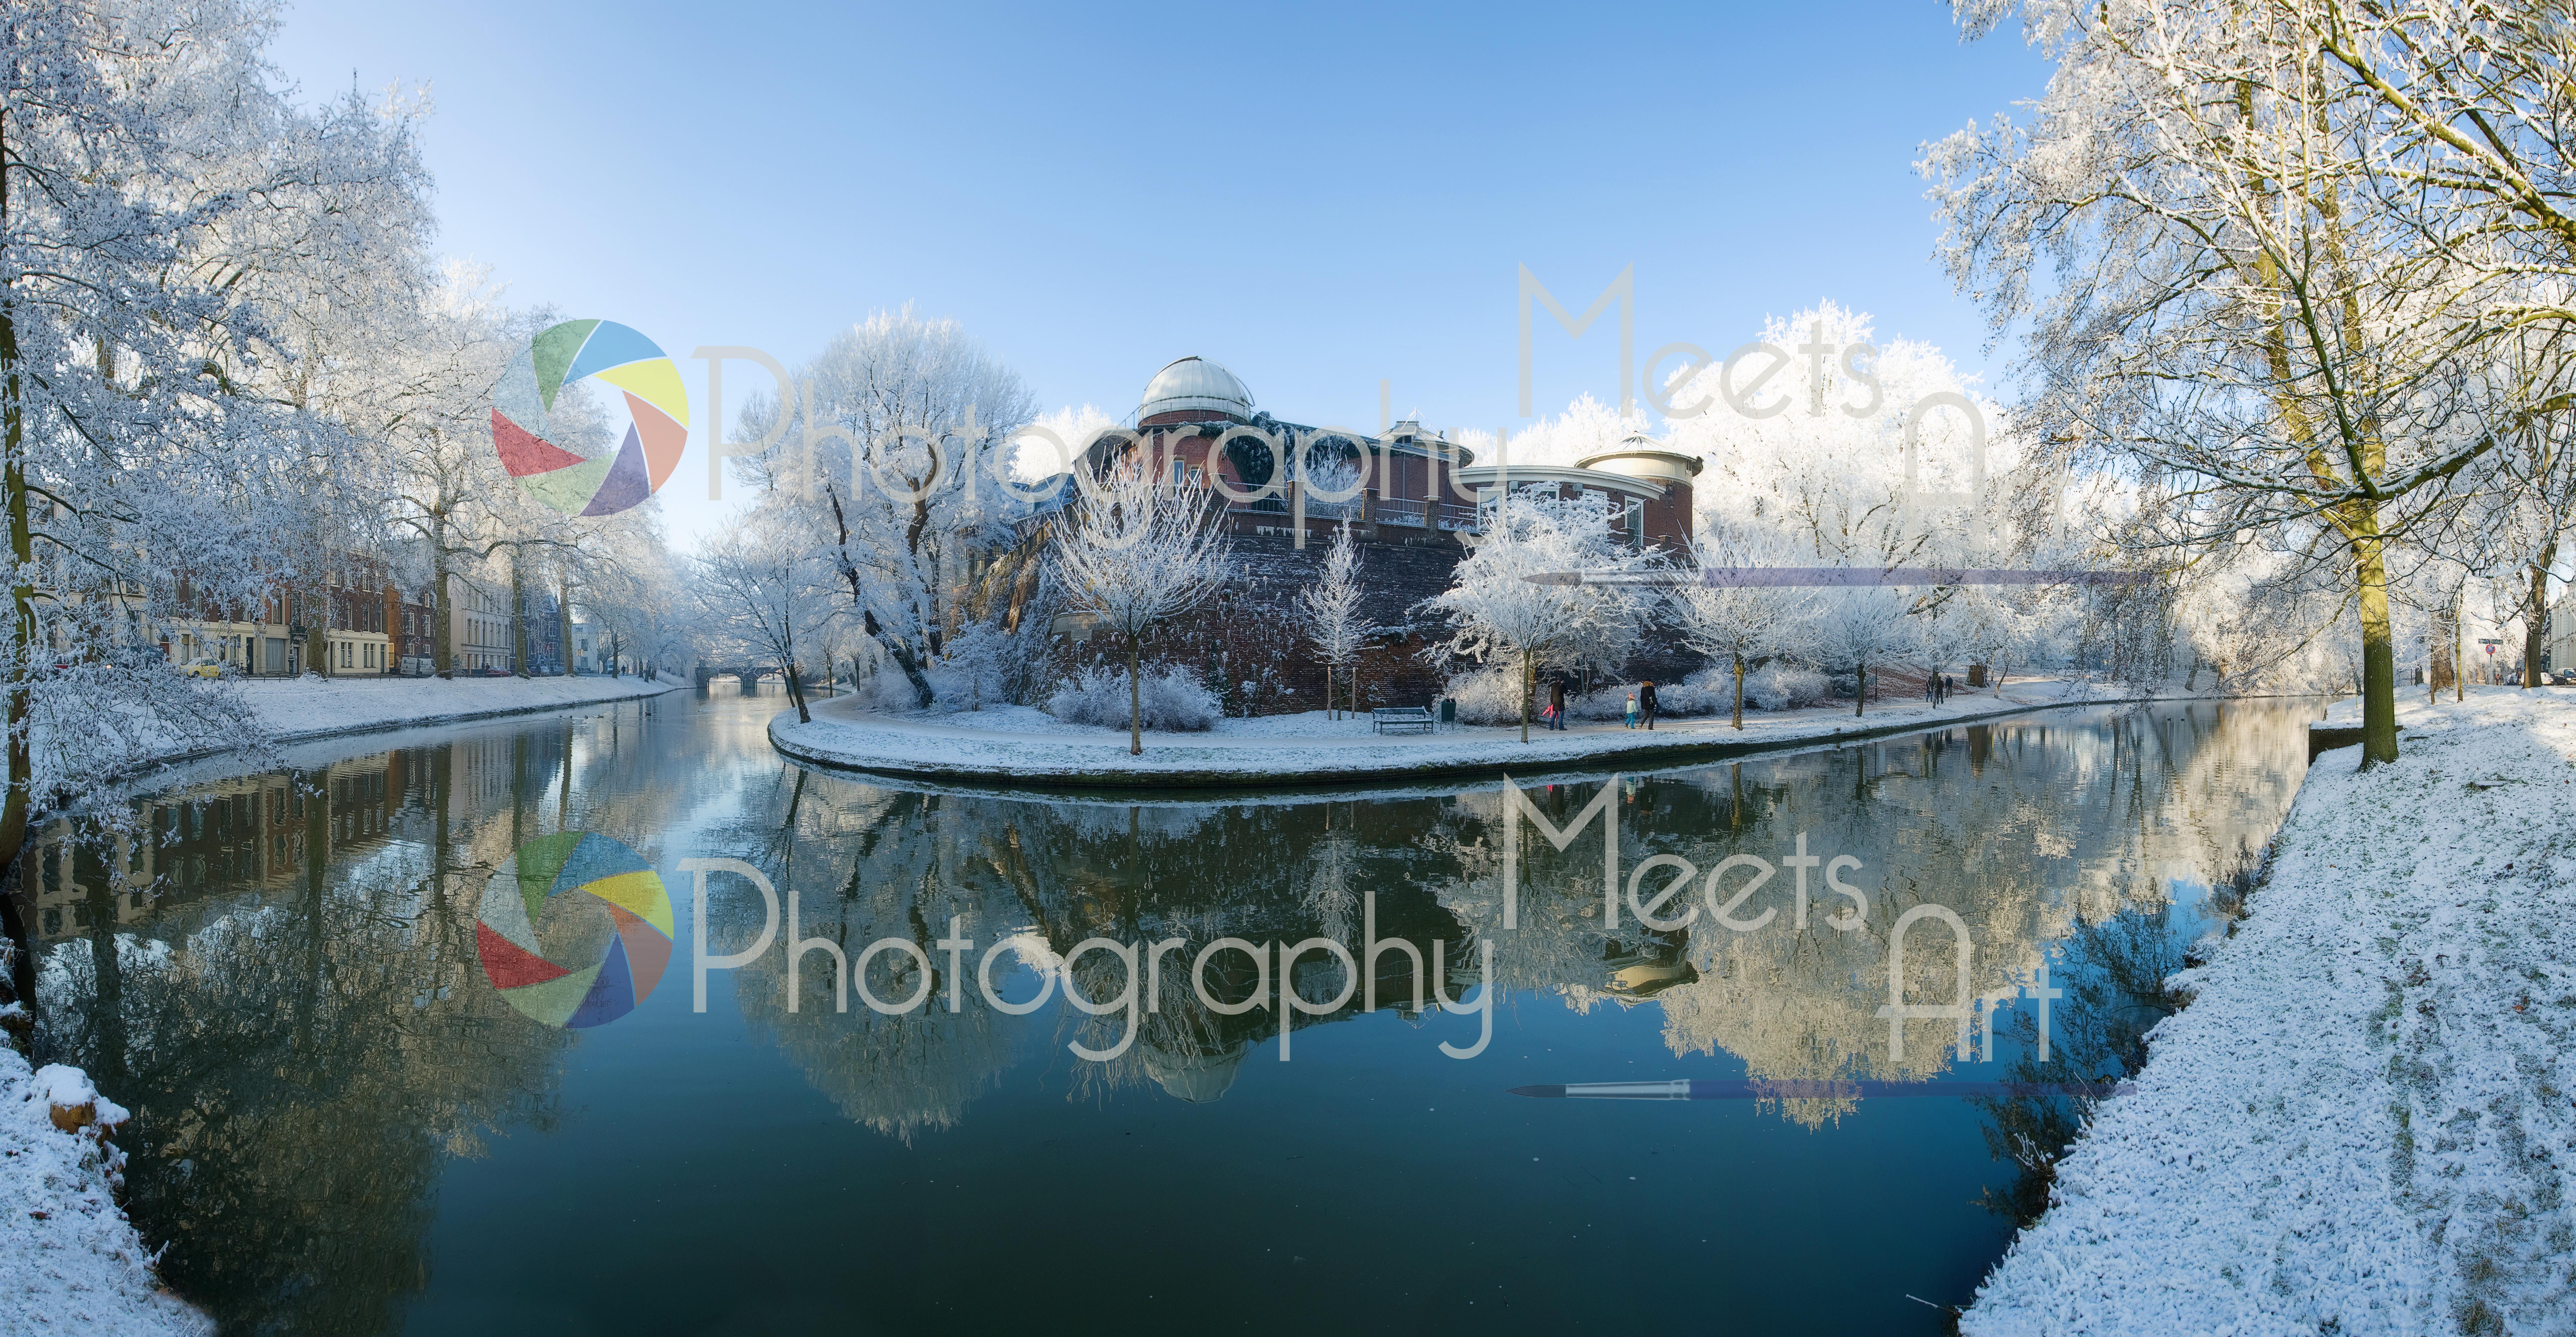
[164,556,398,677]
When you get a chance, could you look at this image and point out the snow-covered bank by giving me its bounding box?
[1964,687,2576,1336]
[99,673,680,782]
[0,1051,208,1334]
[770,676,2234,787]
[230,673,680,742]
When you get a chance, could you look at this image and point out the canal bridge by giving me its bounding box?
[692,663,812,689]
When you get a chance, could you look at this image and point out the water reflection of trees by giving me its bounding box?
[1971,905,2192,1226]
[723,780,1488,1132]
[729,702,2311,1137]
[21,706,693,1333]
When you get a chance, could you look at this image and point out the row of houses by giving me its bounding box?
[156,565,618,678]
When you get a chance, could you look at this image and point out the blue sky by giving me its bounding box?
[268,0,2051,546]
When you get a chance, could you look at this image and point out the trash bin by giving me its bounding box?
[1439,697,1456,729]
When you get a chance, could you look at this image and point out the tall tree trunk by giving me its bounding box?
[2352,518,2399,766]
[1854,658,1867,718]
[2524,544,2555,689]
[1126,633,1143,756]
[784,616,810,724]
[785,664,810,723]
[559,567,576,676]
[305,583,328,678]
[1520,649,1533,744]
[510,545,529,677]
[0,252,31,881]
[0,105,38,998]
[877,633,934,707]
[1732,651,1745,730]
[433,541,455,680]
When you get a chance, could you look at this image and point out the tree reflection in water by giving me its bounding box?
[9,697,2315,1332]
[720,702,2308,1140]
[20,724,643,1332]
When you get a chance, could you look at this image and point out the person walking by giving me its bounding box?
[1640,680,1659,731]
[1548,677,1568,731]
[1624,690,1640,729]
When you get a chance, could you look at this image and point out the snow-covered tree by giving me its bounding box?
[1297,523,1372,718]
[1419,489,1651,742]
[695,515,840,723]
[733,308,1038,707]
[1488,394,1639,469]
[0,0,430,875]
[1925,0,2567,765]
[1664,520,1811,728]
[369,266,530,677]
[1051,454,1231,755]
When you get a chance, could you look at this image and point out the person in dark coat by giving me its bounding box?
[1639,680,1659,730]
[1547,677,1568,730]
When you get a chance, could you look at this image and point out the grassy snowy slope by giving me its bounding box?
[1964,688,2576,1336]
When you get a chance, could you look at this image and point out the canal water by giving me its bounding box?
[18,689,2321,1335]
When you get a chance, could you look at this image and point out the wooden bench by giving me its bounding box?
[1371,706,1435,735]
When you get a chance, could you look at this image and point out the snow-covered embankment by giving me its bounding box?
[1965,688,2576,1335]
[1,1050,210,1334]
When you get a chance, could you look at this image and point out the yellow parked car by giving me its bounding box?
[181,657,226,679]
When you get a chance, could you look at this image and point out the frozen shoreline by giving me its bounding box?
[769,676,2253,788]
[1963,687,2576,1335]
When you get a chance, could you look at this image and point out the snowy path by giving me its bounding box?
[1964,687,2576,1336]
[770,677,2182,787]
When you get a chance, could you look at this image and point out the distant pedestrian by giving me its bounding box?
[1640,680,1658,731]
[1624,691,1640,729]
[1548,677,1568,731]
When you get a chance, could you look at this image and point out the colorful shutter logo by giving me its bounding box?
[491,320,689,516]
[475,833,674,1028]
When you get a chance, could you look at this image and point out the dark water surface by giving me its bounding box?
[20,689,2324,1335]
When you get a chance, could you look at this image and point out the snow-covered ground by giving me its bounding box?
[93,673,683,782]
[772,675,2187,785]
[1964,686,2576,1336]
[0,1051,209,1334]
[224,672,679,743]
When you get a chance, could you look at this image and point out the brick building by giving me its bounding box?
[1053,357,1701,711]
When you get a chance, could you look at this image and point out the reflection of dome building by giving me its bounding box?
[1137,1038,1247,1104]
